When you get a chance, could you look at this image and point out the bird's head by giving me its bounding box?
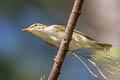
[22,23,47,38]
[22,23,47,32]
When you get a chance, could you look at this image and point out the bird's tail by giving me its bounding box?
[94,42,112,52]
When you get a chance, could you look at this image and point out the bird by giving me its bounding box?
[22,23,120,80]
[22,23,112,52]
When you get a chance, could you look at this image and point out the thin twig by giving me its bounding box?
[69,50,91,59]
[73,53,98,78]
[48,0,84,80]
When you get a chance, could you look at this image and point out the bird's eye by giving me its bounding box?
[34,24,38,26]
[30,24,38,28]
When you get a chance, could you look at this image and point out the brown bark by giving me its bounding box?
[48,0,84,80]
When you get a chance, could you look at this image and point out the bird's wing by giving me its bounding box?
[52,25,66,32]
[74,29,97,42]
[53,25,112,51]
[53,25,97,42]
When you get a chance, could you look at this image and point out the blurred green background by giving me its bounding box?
[0,0,120,80]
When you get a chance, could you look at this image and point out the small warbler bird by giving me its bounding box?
[22,23,112,52]
[22,23,120,80]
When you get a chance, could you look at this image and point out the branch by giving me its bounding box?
[48,0,84,80]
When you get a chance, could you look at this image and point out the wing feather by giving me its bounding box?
[53,25,96,41]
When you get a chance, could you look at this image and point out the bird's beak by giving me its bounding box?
[22,28,31,32]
